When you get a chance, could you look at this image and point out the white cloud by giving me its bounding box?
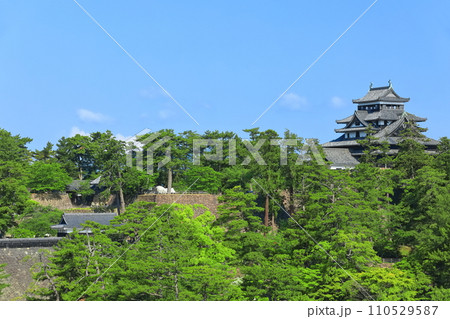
[280,93,308,110]
[116,129,151,151]
[70,126,89,137]
[116,133,143,150]
[330,96,347,109]
[77,108,110,123]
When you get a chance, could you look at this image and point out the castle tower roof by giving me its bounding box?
[322,82,438,168]
[352,82,410,104]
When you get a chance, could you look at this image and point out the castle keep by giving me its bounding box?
[323,82,439,168]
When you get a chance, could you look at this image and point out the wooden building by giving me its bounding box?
[323,82,439,168]
[51,213,117,237]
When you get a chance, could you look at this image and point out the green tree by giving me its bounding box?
[0,129,32,235]
[357,125,378,165]
[111,204,241,301]
[0,129,32,163]
[377,140,393,168]
[239,232,321,300]
[71,180,96,206]
[434,137,450,180]
[138,130,195,192]
[215,186,265,251]
[29,203,242,301]
[357,125,394,167]
[214,185,323,301]
[27,222,118,301]
[219,165,250,190]
[350,163,397,256]
[121,166,158,203]
[0,161,31,235]
[198,130,239,172]
[279,166,384,300]
[27,162,72,192]
[89,131,128,214]
[182,166,222,193]
[243,128,283,231]
[56,134,95,180]
[32,142,56,163]
[10,204,63,238]
[428,287,450,301]
[344,265,430,301]
[279,130,326,215]
[395,138,433,179]
[398,167,450,288]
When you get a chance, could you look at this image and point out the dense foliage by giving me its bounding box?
[0,127,449,300]
[10,204,63,238]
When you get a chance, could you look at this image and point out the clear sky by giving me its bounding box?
[1,0,449,150]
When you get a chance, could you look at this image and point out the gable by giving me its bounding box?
[344,112,368,129]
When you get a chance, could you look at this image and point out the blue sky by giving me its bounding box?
[1,0,449,150]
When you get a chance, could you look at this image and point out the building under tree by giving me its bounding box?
[323,82,439,169]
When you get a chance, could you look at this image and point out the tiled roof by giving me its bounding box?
[67,177,102,192]
[405,112,426,122]
[373,113,428,139]
[353,111,370,127]
[373,114,406,138]
[337,111,370,130]
[67,180,83,192]
[0,237,62,248]
[353,86,410,103]
[336,110,426,134]
[323,148,359,168]
[322,139,360,148]
[51,213,117,233]
[325,84,437,153]
[335,127,372,133]
[364,109,402,121]
[336,114,354,124]
[376,136,440,146]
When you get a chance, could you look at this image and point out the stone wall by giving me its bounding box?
[136,194,219,216]
[0,238,61,301]
[0,194,219,301]
[31,193,219,215]
[31,193,74,210]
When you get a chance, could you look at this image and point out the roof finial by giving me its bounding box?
[369,82,373,90]
[388,79,392,88]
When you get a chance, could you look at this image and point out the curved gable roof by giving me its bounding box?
[352,86,410,104]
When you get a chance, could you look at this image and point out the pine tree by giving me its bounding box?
[29,203,242,300]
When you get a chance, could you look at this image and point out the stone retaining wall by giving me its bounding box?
[136,193,219,215]
[0,238,61,301]
[31,193,74,210]
[0,194,219,300]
